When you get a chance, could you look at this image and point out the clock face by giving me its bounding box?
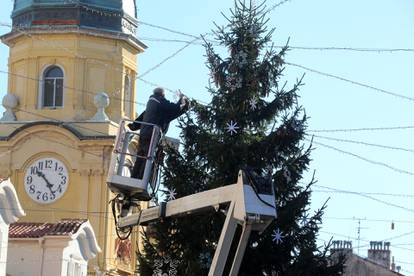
[24,157,69,204]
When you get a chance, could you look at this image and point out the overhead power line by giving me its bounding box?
[324,216,414,224]
[137,36,201,79]
[314,185,414,214]
[306,139,414,177]
[309,125,414,133]
[314,185,414,199]
[287,62,414,103]
[311,134,414,154]
[138,21,200,40]
[139,36,414,53]
[2,20,414,54]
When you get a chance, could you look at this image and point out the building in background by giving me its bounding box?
[7,219,100,276]
[331,240,403,276]
[0,0,146,274]
[0,179,25,276]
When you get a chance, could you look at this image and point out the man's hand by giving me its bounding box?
[181,97,190,111]
[176,89,184,99]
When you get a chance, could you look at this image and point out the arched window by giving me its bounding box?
[124,74,132,116]
[43,66,64,108]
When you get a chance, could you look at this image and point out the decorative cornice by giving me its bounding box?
[0,121,115,142]
[0,178,25,224]
[71,220,101,261]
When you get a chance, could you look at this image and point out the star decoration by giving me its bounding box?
[271,228,284,244]
[153,256,179,276]
[165,188,177,201]
[249,98,258,110]
[226,120,240,135]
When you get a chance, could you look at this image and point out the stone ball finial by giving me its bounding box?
[90,92,110,121]
[1,94,19,122]
[93,92,110,109]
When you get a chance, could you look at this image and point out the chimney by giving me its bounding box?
[396,266,401,273]
[330,240,353,255]
[367,241,391,269]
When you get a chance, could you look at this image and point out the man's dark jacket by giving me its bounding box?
[129,94,186,136]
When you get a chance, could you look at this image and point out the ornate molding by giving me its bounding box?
[0,178,25,224]
[72,220,101,261]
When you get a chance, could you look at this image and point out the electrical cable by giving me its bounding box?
[311,134,414,154]
[110,194,133,240]
[137,36,201,79]
[309,125,414,133]
[287,62,414,103]
[313,184,414,214]
[313,185,414,199]
[307,138,414,177]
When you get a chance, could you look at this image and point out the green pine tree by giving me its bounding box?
[138,1,345,275]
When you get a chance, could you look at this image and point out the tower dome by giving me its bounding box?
[11,0,138,36]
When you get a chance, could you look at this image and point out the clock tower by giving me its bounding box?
[0,0,146,274]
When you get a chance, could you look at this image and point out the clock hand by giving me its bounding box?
[36,171,55,194]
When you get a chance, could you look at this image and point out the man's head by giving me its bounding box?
[153,87,165,97]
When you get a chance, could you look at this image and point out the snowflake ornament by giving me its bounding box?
[226,120,240,135]
[164,188,177,201]
[271,228,284,244]
[300,214,309,226]
[249,98,258,110]
[199,252,212,269]
[153,256,179,276]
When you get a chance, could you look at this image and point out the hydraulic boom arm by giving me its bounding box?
[117,171,277,276]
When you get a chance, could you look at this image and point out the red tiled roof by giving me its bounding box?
[9,219,87,239]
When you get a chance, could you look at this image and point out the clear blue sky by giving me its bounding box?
[1,0,414,274]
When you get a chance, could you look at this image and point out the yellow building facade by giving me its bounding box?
[0,0,146,274]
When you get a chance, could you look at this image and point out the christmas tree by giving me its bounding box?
[138,1,345,275]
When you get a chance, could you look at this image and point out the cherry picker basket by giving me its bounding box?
[107,119,162,201]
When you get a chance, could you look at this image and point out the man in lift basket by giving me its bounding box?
[128,87,190,179]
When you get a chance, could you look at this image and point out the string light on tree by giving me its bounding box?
[199,252,212,269]
[291,120,304,133]
[283,167,292,183]
[234,51,248,67]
